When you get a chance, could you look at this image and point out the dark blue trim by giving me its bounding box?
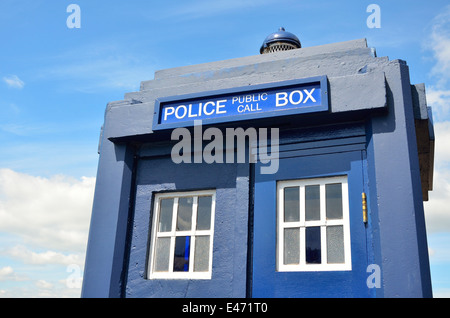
[152,76,328,131]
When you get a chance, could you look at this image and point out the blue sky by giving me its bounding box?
[0,0,449,297]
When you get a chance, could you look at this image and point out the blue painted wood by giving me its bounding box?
[124,156,250,298]
[81,142,134,298]
[152,76,328,130]
[252,150,370,298]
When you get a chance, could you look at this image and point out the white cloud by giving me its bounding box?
[424,5,450,123]
[424,169,450,233]
[0,169,95,252]
[427,5,450,87]
[0,266,27,282]
[35,280,53,290]
[426,87,450,122]
[4,245,84,267]
[2,75,25,89]
[424,122,450,233]
[422,6,450,235]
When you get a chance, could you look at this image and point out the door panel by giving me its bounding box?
[125,156,250,298]
[252,151,370,297]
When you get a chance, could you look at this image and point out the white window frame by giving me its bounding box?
[277,176,352,272]
[148,190,216,280]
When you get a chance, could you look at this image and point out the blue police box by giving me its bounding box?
[81,31,434,298]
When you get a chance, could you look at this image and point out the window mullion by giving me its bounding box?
[168,236,176,272]
[168,198,179,272]
[299,186,305,225]
[320,184,327,265]
[320,184,326,224]
[299,227,306,265]
[191,196,199,232]
[189,197,198,273]
[299,186,306,265]
[277,176,351,272]
[189,235,196,273]
[171,197,179,233]
[321,225,327,265]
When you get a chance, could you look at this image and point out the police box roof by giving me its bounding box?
[260,27,301,54]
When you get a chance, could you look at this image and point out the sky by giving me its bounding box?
[0,0,449,298]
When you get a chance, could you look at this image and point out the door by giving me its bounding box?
[251,150,371,297]
[125,153,250,298]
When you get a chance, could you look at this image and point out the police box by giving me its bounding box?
[81,34,434,298]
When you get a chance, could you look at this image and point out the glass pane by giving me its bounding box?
[177,197,193,231]
[158,198,174,232]
[305,185,320,221]
[194,236,210,272]
[196,196,213,230]
[154,237,170,272]
[326,183,343,220]
[306,227,321,264]
[284,228,300,265]
[173,236,190,272]
[284,187,300,222]
[327,226,345,264]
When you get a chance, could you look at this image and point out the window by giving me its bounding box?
[277,176,351,271]
[148,190,216,279]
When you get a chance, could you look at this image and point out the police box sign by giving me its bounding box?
[152,76,328,130]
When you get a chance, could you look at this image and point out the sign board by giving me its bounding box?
[153,76,328,130]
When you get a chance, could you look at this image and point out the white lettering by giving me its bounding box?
[276,89,317,107]
[182,302,217,315]
[289,90,304,105]
[188,104,198,118]
[276,92,288,107]
[164,106,175,121]
[175,105,187,119]
[203,101,215,116]
[303,88,316,103]
[216,99,227,114]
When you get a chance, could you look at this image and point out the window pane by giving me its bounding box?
[173,236,190,272]
[158,198,173,232]
[306,227,321,264]
[194,236,210,272]
[326,183,343,220]
[305,185,320,221]
[177,197,193,231]
[196,196,212,230]
[284,187,300,222]
[154,237,170,272]
[284,228,300,265]
[327,226,345,264]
